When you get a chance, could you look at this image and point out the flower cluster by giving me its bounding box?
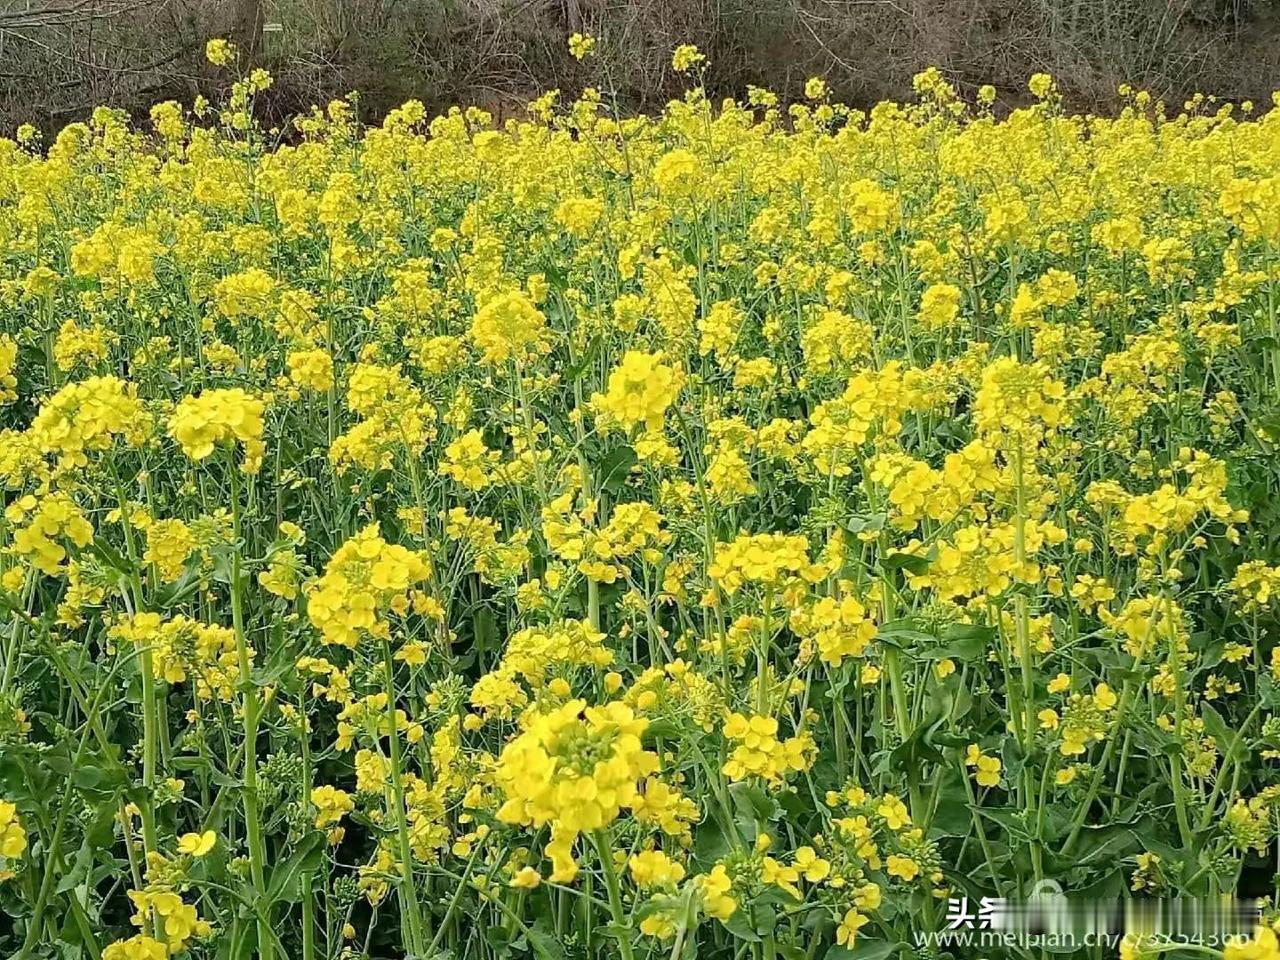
[306,524,432,647]
[168,388,266,472]
[495,699,659,880]
[3,47,1280,960]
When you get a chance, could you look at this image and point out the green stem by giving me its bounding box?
[380,636,426,955]
[111,467,161,858]
[229,465,273,960]
[593,829,635,960]
[883,645,923,821]
[298,693,316,960]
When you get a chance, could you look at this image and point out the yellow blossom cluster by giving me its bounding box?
[307,524,432,647]
[721,713,815,783]
[168,387,266,472]
[110,613,245,699]
[3,47,1280,960]
[495,698,659,880]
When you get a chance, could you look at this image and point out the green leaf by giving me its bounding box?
[71,745,126,797]
[876,620,937,649]
[886,716,947,767]
[473,605,498,658]
[526,926,566,960]
[844,513,886,535]
[825,943,900,960]
[722,905,764,942]
[597,445,638,494]
[596,922,637,954]
[850,944,902,960]
[880,552,931,575]
[1075,826,1141,866]
[971,805,1030,839]
[1201,703,1245,761]
[729,781,781,824]
[930,770,975,836]
[265,833,324,904]
[483,923,514,953]
[693,815,733,865]
[937,623,996,659]
[55,838,95,895]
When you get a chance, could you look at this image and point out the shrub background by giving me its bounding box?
[1,0,1278,134]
